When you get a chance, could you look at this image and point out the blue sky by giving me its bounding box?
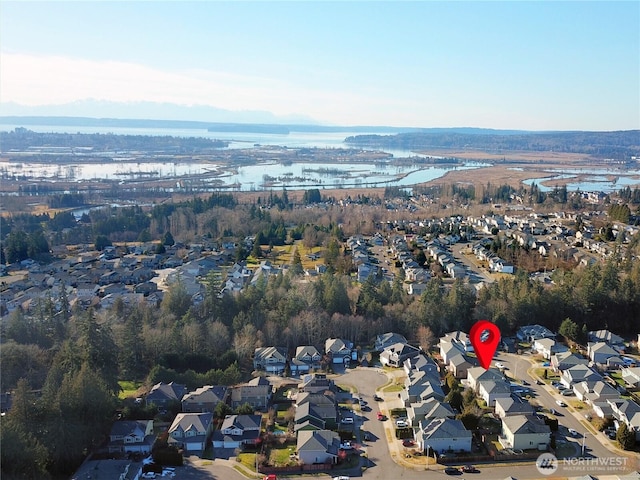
[1,1,638,130]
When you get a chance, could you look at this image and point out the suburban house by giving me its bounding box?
[167,412,214,453]
[212,414,262,449]
[588,342,621,365]
[449,354,473,379]
[253,346,288,374]
[499,414,550,451]
[573,380,619,404]
[146,382,187,409]
[294,391,339,431]
[560,365,602,389]
[298,373,336,394]
[440,341,466,367]
[621,367,640,388]
[325,338,353,365]
[589,330,624,347]
[375,332,408,352]
[108,420,155,454]
[407,398,455,427]
[516,325,555,343]
[181,385,229,413]
[230,376,272,409]
[551,351,589,373]
[442,331,473,353]
[466,367,504,390]
[401,372,445,406]
[494,396,535,418]
[404,354,439,378]
[380,342,421,368]
[607,399,640,441]
[478,379,512,407]
[416,418,472,454]
[533,338,567,360]
[291,346,322,375]
[296,430,341,465]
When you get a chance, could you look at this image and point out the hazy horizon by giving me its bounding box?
[1,2,638,131]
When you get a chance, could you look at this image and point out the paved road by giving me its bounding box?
[179,365,639,480]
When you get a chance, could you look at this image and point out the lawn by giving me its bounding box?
[269,445,298,466]
[382,383,404,393]
[118,380,143,399]
[237,452,257,471]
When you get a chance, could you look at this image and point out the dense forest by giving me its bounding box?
[0,128,228,152]
[345,130,640,159]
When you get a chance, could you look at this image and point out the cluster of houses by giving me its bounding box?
[437,329,552,452]
[540,330,640,442]
[107,376,271,455]
[252,338,357,376]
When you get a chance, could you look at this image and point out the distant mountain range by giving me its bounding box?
[0,114,536,136]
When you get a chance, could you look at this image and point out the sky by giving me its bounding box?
[1,1,639,130]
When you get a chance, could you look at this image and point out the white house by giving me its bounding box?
[478,380,512,407]
[499,414,550,451]
[533,338,567,360]
[296,430,341,465]
[416,418,472,454]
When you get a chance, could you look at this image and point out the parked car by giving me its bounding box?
[536,379,544,385]
[556,400,567,407]
[561,389,575,396]
[402,439,415,447]
[495,362,506,370]
[341,417,354,424]
[332,476,350,480]
[340,441,354,450]
[377,411,386,421]
[567,429,579,437]
[463,465,480,473]
[395,419,409,428]
[373,394,383,402]
[444,467,463,475]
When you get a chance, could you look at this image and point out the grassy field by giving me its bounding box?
[118,380,144,399]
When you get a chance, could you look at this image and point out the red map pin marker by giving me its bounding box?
[470,320,501,370]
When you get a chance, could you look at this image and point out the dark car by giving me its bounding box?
[444,467,463,475]
[373,394,383,402]
[402,439,415,447]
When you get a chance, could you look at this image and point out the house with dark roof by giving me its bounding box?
[291,346,322,375]
[560,365,602,389]
[407,398,455,427]
[168,412,214,453]
[588,342,621,365]
[325,338,353,365]
[375,332,408,352]
[588,329,624,347]
[108,420,155,454]
[298,373,335,394]
[212,414,262,449]
[230,376,272,409]
[181,385,229,413]
[403,354,439,378]
[253,346,288,374]
[494,395,535,418]
[146,382,187,409]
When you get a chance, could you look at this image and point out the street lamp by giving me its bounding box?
[426,444,431,470]
[581,432,587,457]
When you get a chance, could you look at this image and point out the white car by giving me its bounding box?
[395,419,409,428]
[333,476,350,480]
[556,400,567,407]
[568,428,579,437]
[341,417,354,424]
[495,362,505,370]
